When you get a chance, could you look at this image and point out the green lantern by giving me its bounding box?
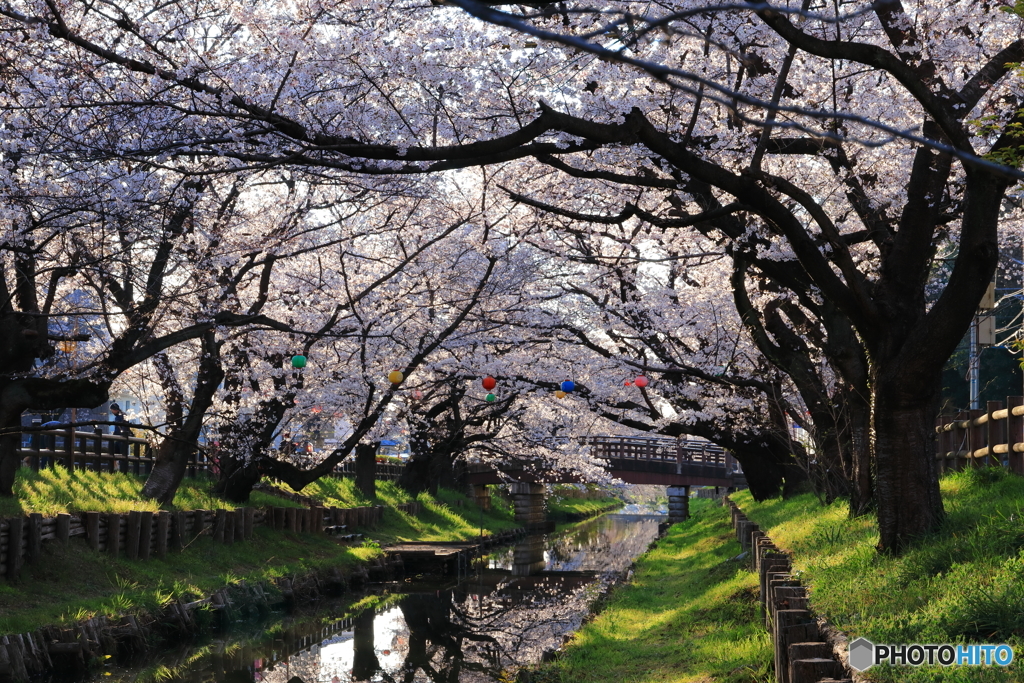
[291,355,307,369]
[485,393,496,402]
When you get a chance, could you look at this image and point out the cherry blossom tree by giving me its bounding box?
[6,0,1024,550]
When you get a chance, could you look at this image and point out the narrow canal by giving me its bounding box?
[102,512,663,682]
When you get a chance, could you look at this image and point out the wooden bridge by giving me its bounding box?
[466,436,745,488]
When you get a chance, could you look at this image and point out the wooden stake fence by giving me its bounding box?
[0,505,387,580]
[727,499,852,683]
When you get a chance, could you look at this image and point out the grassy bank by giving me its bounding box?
[0,468,300,517]
[733,467,1024,682]
[275,478,520,543]
[0,475,518,635]
[547,486,624,520]
[536,497,772,683]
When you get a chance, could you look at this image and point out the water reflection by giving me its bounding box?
[106,514,662,683]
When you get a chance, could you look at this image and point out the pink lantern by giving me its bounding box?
[634,376,649,388]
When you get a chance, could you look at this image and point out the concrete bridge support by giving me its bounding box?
[471,484,491,510]
[667,485,690,523]
[510,482,546,528]
[512,536,547,576]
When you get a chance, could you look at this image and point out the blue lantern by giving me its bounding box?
[560,380,575,392]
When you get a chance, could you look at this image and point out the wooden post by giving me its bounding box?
[170,511,186,552]
[233,509,245,543]
[85,512,100,551]
[968,408,985,467]
[106,513,121,557]
[790,658,841,683]
[214,509,227,544]
[26,514,41,564]
[986,400,1004,468]
[243,508,254,540]
[55,514,70,544]
[6,517,24,580]
[126,511,142,560]
[935,414,949,475]
[194,510,207,540]
[1008,397,1024,475]
[774,609,814,683]
[63,426,75,470]
[274,507,286,530]
[92,430,104,472]
[155,511,170,559]
[285,508,297,533]
[954,410,969,471]
[138,511,153,560]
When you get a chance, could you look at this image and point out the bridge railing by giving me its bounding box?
[935,397,1024,475]
[586,436,739,472]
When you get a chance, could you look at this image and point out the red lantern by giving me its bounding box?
[634,376,649,388]
[482,376,497,390]
[623,380,632,386]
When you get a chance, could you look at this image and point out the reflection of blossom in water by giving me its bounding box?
[242,516,661,683]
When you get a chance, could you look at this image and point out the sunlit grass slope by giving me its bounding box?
[734,467,1024,682]
[537,498,772,683]
[276,478,520,543]
[0,526,378,635]
[547,485,623,519]
[0,468,299,517]
[0,473,520,634]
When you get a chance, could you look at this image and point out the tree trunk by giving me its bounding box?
[142,335,223,504]
[398,456,432,496]
[848,392,873,516]
[872,374,944,552]
[213,454,262,503]
[355,442,377,499]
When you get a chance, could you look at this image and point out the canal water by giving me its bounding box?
[102,513,663,682]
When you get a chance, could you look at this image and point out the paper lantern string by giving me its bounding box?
[634,376,649,388]
[555,390,567,399]
[485,393,496,402]
[482,376,497,390]
[291,355,307,369]
[388,370,404,384]
[560,380,575,392]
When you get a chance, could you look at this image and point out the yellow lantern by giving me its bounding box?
[555,390,567,399]
[388,370,404,384]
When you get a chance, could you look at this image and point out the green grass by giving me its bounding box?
[0,473,521,635]
[0,526,378,634]
[279,478,521,544]
[547,486,624,519]
[733,467,1024,682]
[0,468,301,517]
[536,498,772,683]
